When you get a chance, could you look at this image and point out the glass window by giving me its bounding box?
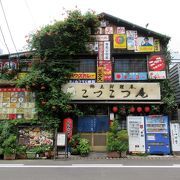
[114,58,147,72]
[74,59,96,72]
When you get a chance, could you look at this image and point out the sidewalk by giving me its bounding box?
[59,152,180,160]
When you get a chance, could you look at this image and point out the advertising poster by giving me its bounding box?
[105,27,113,34]
[114,72,147,81]
[113,34,127,49]
[18,127,53,146]
[148,55,166,79]
[97,66,104,83]
[98,42,104,60]
[116,27,125,34]
[136,37,154,52]
[126,30,137,50]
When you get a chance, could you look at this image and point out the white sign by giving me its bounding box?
[91,35,109,41]
[57,133,66,146]
[104,41,110,60]
[170,123,180,152]
[62,83,161,100]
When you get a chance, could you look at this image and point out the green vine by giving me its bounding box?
[17,9,99,128]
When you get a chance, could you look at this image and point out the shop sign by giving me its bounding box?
[97,67,104,82]
[105,27,114,34]
[68,80,95,83]
[148,55,166,79]
[62,83,161,100]
[154,39,161,52]
[104,41,110,60]
[117,27,125,34]
[90,35,109,41]
[98,42,104,60]
[113,34,127,49]
[87,42,98,52]
[114,72,147,81]
[70,73,96,79]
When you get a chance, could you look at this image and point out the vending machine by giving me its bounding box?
[170,122,180,154]
[145,115,171,155]
[127,116,146,153]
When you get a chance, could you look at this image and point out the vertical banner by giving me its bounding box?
[126,30,136,50]
[154,39,161,52]
[98,42,104,60]
[97,66,104,82]
[104,41,111,60]
[113,34,127,49]
[103,61,112,81]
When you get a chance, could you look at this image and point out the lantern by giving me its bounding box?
[112,106,118,113]
[63,118,73,139]
[144,106,150,113]
[137,107,142,113]
[130,106,135,113]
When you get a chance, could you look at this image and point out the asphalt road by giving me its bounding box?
[0,159,180,180]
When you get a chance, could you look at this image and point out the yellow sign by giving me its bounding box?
[113,34,127,48]
[70,73,96,79]
[97,67,104,83]
[154,39,160,52]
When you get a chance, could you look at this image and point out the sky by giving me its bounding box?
[0,0,180,55]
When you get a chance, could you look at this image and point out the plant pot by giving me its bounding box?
[26,152,36,159]
[4,154,16,160]
[120,151,127,158]
[107,152,120,158]
[16,153,27,159]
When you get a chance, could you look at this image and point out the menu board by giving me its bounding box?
[0,88,36,120]
[18,127,53,146]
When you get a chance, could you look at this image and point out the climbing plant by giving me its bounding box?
[17,9,100,128]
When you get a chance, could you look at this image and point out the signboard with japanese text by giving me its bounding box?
[90,35,109,41]
[98,61,112,82]
[114,72,147,81]
[62,83,161,100]
[98,42,104,60]
[135,37,154,52]
[154,39,161,52]
[104,41,111,60]
[105,27,113,34]
[117,27,125,34]
[148,55,166,79]
[113,34,127,49]
[69,80,95,83]
[97,67,104,82]
[0,88,36,120]
[70,73,96,80]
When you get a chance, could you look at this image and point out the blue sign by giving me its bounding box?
[114,72,147,81]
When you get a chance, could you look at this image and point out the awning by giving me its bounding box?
[69,101,163,104]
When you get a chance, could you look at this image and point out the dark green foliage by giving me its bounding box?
[17,10,99,128]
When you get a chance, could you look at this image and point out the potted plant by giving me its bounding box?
[16,145,27,159]
[69,134,81,155]
[107,120,122,158]
[26,146,38,159]
[77,138,90,157]
[117,130,129,158]
[2,134,17,160]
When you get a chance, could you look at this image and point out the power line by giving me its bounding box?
[0,0,18,54]
[0,25,10,54]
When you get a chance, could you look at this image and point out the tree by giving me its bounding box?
[17,9,100,128]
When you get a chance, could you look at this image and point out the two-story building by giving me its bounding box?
[62,12,170,151]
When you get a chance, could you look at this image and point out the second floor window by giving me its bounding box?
[74,59,96,72]
[114,58,147,72]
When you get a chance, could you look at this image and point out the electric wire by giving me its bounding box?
[0,0,19,55]
[0,25,10,54]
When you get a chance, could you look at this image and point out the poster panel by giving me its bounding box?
[113,34,127,49]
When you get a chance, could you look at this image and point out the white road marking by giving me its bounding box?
[0,164,180,168]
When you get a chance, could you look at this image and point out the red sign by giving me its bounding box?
[148,55,165,71]
[63,118,73,139]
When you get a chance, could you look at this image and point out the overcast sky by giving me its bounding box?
[0,0,179,55]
